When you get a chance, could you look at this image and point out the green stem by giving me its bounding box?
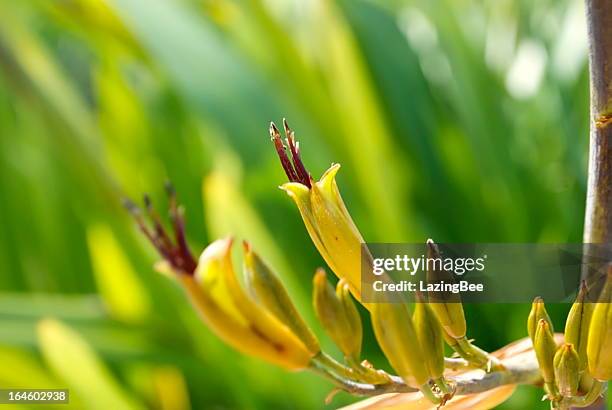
[455,337,504,371]
[309,349,541,398]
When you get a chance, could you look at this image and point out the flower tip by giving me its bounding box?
[314,268,327,285]
[426,239,440,257]
[269,122,281,139]
[561,343,575,352]
[282,118,291,134]
[320,162,341,180]
[242,240,251,253]
[200,237,234,264]
[538,318,550,330]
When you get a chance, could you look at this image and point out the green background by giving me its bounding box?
[0,0,605,408]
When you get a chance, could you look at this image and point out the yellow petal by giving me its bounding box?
[280,182,336,272]
[243,244,320,353]
[311,174,362,298]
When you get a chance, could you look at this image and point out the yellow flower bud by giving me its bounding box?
[586,268,612,381]
[370,302,430,388]
[313,269,361,360]
[534,319,558,394]
[564,281,593,371]
[336,279,363,359]
[426,240,466,339]
[413,297,445,380]
[243,241,319,354]
[183,238,313,370]
[553,343,580,397]
[527,296,553,342]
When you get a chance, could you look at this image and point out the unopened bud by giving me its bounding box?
[243,242,319,353]
[564,281,593,371]
[426,240,466,339]
[528,296,553,342]
[413,296,445,380]
[553,343,580,397]
[534,319,558,395]
[336,279,363,360]
[371,302,430,388]
[586,267,612,381]
[313,269,361,360]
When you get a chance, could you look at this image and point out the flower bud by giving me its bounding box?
[370,302,430,388]
[553,343,580,397]
[527,296,553,342]
[336,279,363,360]
[184,238,313,369]
[564,281,593,371]
[534,319,557,394]
[586,268,612,381]
[313,269,362,360]
[426,240,466,339]
[413,296,445,380]
[243,242,319,353]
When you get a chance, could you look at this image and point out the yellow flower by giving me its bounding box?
[124,189,313,370]
[271,120,366,301]
[181,238,313,370]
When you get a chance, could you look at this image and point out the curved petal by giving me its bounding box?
[184,238,312,370]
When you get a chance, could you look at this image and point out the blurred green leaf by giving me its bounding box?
[37,319,144,410]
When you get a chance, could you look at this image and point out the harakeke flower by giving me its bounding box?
[125,187,315,370]
[533,319,558,398]
[413,293,449,392]
[370,302,431,394]
[553,343,580,397]
[425,240,466,340]
[313,269,362,361]
[271,119,366,301]
[563,281,593,371]
[528,296,553,342]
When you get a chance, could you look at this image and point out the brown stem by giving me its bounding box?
[583,0,612,246]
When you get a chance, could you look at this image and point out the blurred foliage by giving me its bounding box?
[0,0,600,408]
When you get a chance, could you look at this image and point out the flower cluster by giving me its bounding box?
[126,121,609,409]
[529,269,611,409]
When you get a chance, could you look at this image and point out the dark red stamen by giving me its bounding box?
[123,187,197,275]
[270,119,311,188]
[270,122,299,182]
[283,119,311,188]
